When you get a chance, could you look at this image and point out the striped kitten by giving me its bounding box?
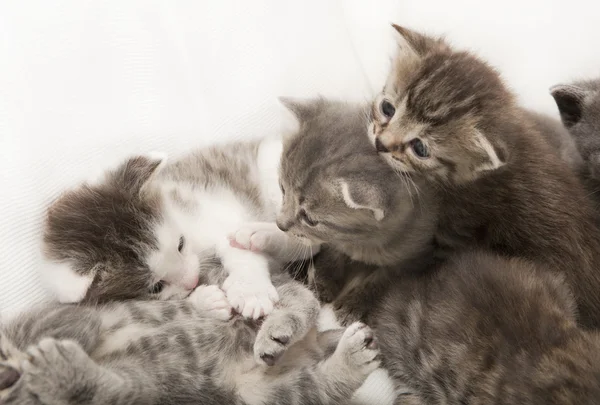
[0,275,380,405]
[43,139,318,319]
[368,25,600,329]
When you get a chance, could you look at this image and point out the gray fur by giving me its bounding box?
[0,275,380,405]
[276,98,437,323]
[374,250,600,405]
[551,78,600,190]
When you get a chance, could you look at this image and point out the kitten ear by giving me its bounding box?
[471,131,507,173]
[550,84,588,128]
[391,24,446,57]
[278,97,323,122]
[337,179,386,221]
[112,152,168,194]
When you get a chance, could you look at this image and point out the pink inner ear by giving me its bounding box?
[0,366,20,390]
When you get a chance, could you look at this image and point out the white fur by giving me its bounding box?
[147,179,279,319]
[473,130,504,172]
[39,261,95,303]
[317,304,343,331]
[256,137,284,214]
[340,181,384,221]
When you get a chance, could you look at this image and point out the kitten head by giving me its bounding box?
[369,25,510,185]
[276,97,402,246]
[43,154,200,303]
[551,79,600,160]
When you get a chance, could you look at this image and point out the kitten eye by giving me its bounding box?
[410,138,429,158]
[380,99,396,119]
[280,182,285,196]
[299,209,318,227]
[178,236,185,252]
[150,280,165,294]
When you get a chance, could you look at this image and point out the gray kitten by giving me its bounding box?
[262,98,436,324]
[374,250,600,405]
[551,78,600,193]
[0,275,380,405]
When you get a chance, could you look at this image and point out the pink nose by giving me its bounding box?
[183,274,199,290]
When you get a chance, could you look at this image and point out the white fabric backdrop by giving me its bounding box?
[1,1,599,403]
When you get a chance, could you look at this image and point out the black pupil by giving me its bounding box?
[280,183,285,195]
[381,100,396,118]
[178,236,185,252]
[411,139,429,158]
[150,281,165,294]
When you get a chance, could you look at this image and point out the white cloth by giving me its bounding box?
[2,1,600,403]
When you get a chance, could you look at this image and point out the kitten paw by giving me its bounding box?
[188,285,233,321]
[22,338,98,404]
[336,323,380,376]
[253,316,295,366]
[228,222,279,253]
[222,274,279,319]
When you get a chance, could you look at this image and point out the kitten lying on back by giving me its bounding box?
[368,25,600,329]
[0,274,380,404]
[43,139,317,318]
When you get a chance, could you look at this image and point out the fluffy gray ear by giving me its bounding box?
[278,97,324,122]
[112,152,167,194]
[550,84,589,128]
[391,24,447,57]
[337,178,386,221]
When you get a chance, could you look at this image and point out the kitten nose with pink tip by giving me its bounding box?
[183,274,200,290]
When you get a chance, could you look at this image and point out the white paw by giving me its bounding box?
[188,285,233,321]
[228,222,278,253]
[222,274,279,319]
[337,322,380,376]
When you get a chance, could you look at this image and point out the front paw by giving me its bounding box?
[336,323,380,377]
[188,285,233,321]
[253,315,295,366]
[222,274,279,319]
[22,338,98,405]
[228,222,278,253]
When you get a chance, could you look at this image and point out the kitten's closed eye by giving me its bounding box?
[299,209,318,226]
[150,280,165,294]
[178,236,185,253]
[380,99,396,120]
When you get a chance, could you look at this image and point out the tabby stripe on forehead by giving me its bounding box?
[436,157,457,175]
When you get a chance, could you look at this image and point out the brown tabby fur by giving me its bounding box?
[370,25,600,329]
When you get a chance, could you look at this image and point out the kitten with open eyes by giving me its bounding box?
[367,25,600,329]
[43,140,317,318]
[0,275,381,405]
[551,78,600,198]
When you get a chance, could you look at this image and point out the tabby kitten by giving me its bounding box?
[43,139,317,318]
[551,78,600,195]
[374,249,600,405]
[368,25,600,329]
[0,276,380,405]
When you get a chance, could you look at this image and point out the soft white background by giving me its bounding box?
[2,0,600,326]
[1,1,599,404]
